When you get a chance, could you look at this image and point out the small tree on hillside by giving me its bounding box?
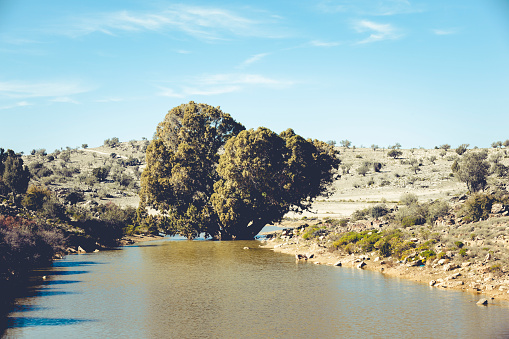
[0,149,31,199]
[440,144,451,151]
[455,144,469,155]
[387,149,402,159]
[452,150,489,192]
[340,140,352,148]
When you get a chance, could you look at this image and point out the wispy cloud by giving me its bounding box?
[318,0,423,16]
[238,53,270,68]
[94,97,124,103]
[0,80,91,98]
[50,97,80,104]
[0,101,32,110]
[353,20,402,43]
[310,40,341,47]
[158,73,294,98]
[62,5,284,41]
[432,28,459,36]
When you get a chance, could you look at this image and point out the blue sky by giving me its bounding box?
[1,0,508,153]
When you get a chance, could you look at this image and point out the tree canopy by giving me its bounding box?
[451,150,489,193]
[0,148,31,197]
[140,102,340,240]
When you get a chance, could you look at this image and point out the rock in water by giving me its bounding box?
[334,261,342,267]
[357,261,367,269]
[476,298,488,306]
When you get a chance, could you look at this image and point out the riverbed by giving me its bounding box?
[3,238,509,338]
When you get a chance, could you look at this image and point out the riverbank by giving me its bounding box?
[260,230,509,304]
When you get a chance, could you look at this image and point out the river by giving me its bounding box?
[2,237,509,338]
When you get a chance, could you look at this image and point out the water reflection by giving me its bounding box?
[3,239,509,338]
[7,317,94,328]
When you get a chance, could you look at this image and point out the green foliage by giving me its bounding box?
[212,127,340,239]
[60,150,71,162]
[459,193,494,222]
[92,166,110,182]
[0,148,31,198]
[455,241,464,249]
[459,248,468,257]
[373,162,382,172]
[420,250,436,262]
[451,150,489,192]
[371,204,389,219]
[455,144,469,155]
[104,137,120,148]
[76,203,136,246]
[22,185,52,211]
[379,241,392,257]
[387,149,402,159]
[440,144,451,151]
[140,102,245,239]
[340,140,351,148]
[301,225,325,240]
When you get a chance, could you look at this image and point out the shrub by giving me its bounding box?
[379,241,392,257]
[104,137,120,148]
[455,144,469,155]
[401,216,425,227]
[22,185,52,211]
[455,241,464,249]
[371,204,389,219]
[459,193,494,222]
[400,193,418,206]
[459,248,468,257]
[373,162,382,172]
[92,167,110,182]
[387,150,402,159]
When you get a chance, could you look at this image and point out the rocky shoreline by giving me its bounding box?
[260,234,509,304]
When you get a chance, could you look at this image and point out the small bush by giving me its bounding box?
[371,204,389,219]
[459,193,494,222]
[400,193,418,206]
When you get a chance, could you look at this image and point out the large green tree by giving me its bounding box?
[139,102,244,239]
[211,127,340,239]
[140,103,340,240]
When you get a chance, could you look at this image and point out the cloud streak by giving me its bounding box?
[63,5,284,41]
[0,80,90,98]
[432,28,459,36]
[353,20,402,43]
[0,101,32,110]
[238,53,270,68]
[158,73,294,98]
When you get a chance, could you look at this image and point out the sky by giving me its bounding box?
[1,0,508,153]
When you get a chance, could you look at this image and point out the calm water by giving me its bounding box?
[3,238,509,338]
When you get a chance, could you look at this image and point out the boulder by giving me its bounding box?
[429,280,436,287]
[334,261,342,267]
[407,259,423,267]
[374,256,380,262]
[295,254,307,260]
[444,263,458,271]
[77,246,86,253]
[476,298,488,306]
[243,247,250,250]
[491,203,505,214]
[357,261,367,269]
